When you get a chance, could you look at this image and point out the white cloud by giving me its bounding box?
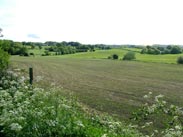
[1,0,183,44]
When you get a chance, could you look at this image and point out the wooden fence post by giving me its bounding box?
[29,67,33,85]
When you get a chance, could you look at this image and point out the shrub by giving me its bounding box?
[112,54,118,60]
[44,50,51,56]
[108,56,112,59]
[24,52,29,56]
[29,52,35,56]
[123,52,136,60]
[177,56,183,64]
[0,48,9,74]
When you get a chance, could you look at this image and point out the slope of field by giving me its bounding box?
[11,55,183,121]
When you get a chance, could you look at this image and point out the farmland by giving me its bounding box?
[11,48,183,121]
[28,47,183,64]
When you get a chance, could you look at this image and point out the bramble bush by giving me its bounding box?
[0,70,142,137]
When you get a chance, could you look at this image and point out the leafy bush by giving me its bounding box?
[108,56,112,59]
[112,54,119,60]
[0,70,142,137]
[29,52,35,56]
[123,52,136,60]
[177,56,183,64]
[0,48,9,75]
[44,50,51,56]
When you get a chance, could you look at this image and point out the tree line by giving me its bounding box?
[141,45,183,54]
[0,40,28,56]
[0,39,113,56]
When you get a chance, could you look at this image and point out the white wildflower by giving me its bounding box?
[12,73,18,77]
[76,120,85,128]
[24,86,28,89]
[101,134,107,137]
[156,94,164,98]
[162,101,167,104]
[109,124,114,129]
[10,123,22,131]
[46,120,57,127]
[175,125,181,130]
[145,122,153,127]
[35,76,44,82]
[173,116,178,120]
[51,82,56,87]
[144,95,149,99]
[170,105,175,109]
[61,104,71,109]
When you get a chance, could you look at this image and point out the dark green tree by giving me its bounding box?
[112,54,119,60]
[0,28,3,37]
[18,47,29,56]
[170,46,182,54]
[167,45,172,50]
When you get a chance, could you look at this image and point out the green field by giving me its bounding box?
[11,50,183,121]
[33,48,183,64]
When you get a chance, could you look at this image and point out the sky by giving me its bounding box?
[0,0,183,45]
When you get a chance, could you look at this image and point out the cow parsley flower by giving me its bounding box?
[10,123,22,131]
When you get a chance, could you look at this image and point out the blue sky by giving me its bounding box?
[0,0,183,45]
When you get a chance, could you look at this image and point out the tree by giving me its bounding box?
[163,49,170,54]
[167,45,172,50]
[140,46,160,55]
[38,45,42,50]
[18,47,29,56]
[0,40,14,53]
[157,47,165,51]
[0,48,9,74]
[141,48,148,54]
[0,28,3,37]
[31,45,35,49]
[170,46,182,54]
[123,52,136,60]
